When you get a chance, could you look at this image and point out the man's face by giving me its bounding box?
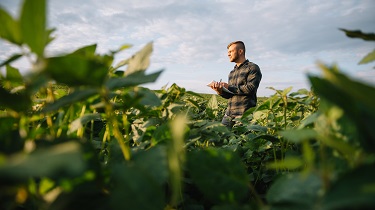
[227,44,238,62]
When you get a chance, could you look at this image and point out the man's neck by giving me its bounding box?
[235,57,247,66]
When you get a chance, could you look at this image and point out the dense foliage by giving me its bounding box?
[1,1,375,209]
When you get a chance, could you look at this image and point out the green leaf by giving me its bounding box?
[168,115,187,206]
[309,64,375,152]
[1,65,24,90]
[282,86,293,96]
[246,124,268,133]
[42,88,97,112]
[187,148,249,204]
[211,204,252,210]
[45,27,56,46]
[279,129,318,143]
[45,53,110,87]
[0,86,31,112]
[186,90,204,98]
[0,141,85,180]
[359,49,375,64]
[0,7,22,45]
[252,134,280,142]
[201,121,229,133]
[0,54,23,67]
[132,145,169,186]
[73,44,97,56]
[297,112,319,129]
[136,87,162,107]
[340,28,375,41]
[5,65,23,82]
[110,43,133,55]
[0,117,23,154]
[185,98,200,109]
[266,173,322,210]
[255,100,271,111]
[322,165,375,210]
[289,88,309,97]
[114,42,153,75]
[267,157,303,170]
[68,113,101,134]
[241,106,256,118]
[207,95,218,118]
[106,70,163,90]
[20,0,47,56]
[110,164,164,210]
[318,134,357,159]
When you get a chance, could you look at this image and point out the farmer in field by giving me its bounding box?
[210,41,262,128]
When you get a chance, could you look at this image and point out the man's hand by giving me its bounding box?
[210,81,228,94]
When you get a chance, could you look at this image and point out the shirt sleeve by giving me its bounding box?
[219,89,233,99]
[227,64,262,95]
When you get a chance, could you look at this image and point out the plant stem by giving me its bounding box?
[101,87,131,161]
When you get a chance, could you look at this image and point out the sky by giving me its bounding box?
[0,0,374,96]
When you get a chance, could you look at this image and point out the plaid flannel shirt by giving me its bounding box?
[219,60,262,118]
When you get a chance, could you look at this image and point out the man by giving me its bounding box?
[210,41,262,128]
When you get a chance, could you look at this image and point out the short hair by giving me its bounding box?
[227,41,245,53]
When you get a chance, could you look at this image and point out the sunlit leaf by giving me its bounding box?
[207,95,218,118]
[114,42,153,75]
[255,100,271,111]
[241,106,256,118]
[110,43,133,54]
[168,115,187,206]
[359,49,375,64]
[289,88,309,97]
[282,86,293,96]
[69,113,101,134]
[267,157,303,170]
[106,70,163,90]
[73,44,97,56]
[279,129,318,143]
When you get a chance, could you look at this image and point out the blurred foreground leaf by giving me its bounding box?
[0,6,22,45]
[309,64,375,152]
[266,173,322,210]
[20,0,47,56]
[110,164,164,210]
[187,148,249,204]
[0,141,85,180]
[322,165,375,210]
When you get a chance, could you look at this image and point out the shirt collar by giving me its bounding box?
[234,59,249,69]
